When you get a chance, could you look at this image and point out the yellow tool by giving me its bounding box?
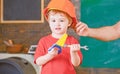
[56,33,68,47]
[48,33,68,54]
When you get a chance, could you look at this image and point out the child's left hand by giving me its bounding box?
[69,44,80,52]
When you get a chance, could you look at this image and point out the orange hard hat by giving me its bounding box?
[44,0,77,29]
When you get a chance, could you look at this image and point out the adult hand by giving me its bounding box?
[76,22,89,36]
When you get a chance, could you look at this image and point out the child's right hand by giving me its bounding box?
[48,47,58,56]
[48,44,62,54]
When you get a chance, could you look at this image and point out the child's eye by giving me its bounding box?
[51,20,56,22]
[60,20,64,22]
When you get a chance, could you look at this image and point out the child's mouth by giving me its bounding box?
[55,28,61,30]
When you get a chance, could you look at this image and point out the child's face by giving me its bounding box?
[48,11,71,35]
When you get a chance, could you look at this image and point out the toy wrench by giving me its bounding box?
[64,44,89,50]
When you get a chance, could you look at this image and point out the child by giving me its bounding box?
[76,21,120,41]
[34,0,82,74]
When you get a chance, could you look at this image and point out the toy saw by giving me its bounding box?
[48,33,68,54]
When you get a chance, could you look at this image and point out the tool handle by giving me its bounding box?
[48,44,62,54]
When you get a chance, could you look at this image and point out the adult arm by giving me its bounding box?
[76,21,120,41]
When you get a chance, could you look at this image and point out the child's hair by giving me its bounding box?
[47,9,72,25]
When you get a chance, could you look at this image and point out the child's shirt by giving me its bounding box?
[34,34,82,74]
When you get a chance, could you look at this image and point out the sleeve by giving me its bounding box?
[34,38,46,64]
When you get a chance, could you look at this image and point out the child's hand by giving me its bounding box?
[70,44,80,52]
[48,44,62,54]
[48,47,58,56]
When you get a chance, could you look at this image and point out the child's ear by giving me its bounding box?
[68,23,71,27]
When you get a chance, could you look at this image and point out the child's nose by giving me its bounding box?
[55,21,60,26]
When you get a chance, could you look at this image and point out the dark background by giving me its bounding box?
[4,0,41,20]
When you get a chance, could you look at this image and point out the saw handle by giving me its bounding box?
[48,44,62,54]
